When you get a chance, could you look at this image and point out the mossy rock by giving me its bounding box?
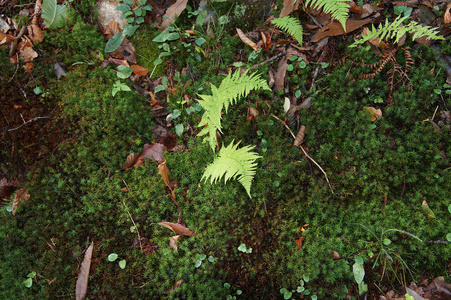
[129,25,166,78]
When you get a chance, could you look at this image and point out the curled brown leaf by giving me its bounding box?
[156,222,195,236]
[12,188,30,216]
[236,28,259,52]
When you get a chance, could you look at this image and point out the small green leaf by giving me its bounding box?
[283,97,291,113]
[195,37,206,46]
[446,233,451,242]
[33,86,43,95]
[320,62,329,68]
[354,256,364,265]
[353,262,365,284]
[105,33,125,53]
[130,226,136,233]
[23,278,33,288]
[224,283,231,288]
[304,289,310,295]
[383,238,392,245]
[195,260,202,268]
[287,64,294,71]
[108,253,118,262]
[119,259,126,269]
[311,295,318,300]
[284,291,292,299]
[199,254,207,261]
[153,58,163,66]
[434,89,442,94]
[27,272,36,278]
[117,65,133,79]
[297,286,305,293]
[289,55,297,61]
[295,90,302,98]
[238,243,247,252]
[143,5,152,11]
[448,204,451,214]
[299,61,307,68]
[155,85,165,93]
[123,24,139,37]
[236,290,242,295]
[405,294,415,300]
[303,274,310,282]
[208,256,215,262]
[280,288,288,294]
[116,5,131,12]
[358,281,368,296]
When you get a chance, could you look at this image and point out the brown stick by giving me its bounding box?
[271,114,334,194]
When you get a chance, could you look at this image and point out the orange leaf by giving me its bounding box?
[313,19,372,42]
[27,24,44,43]
[103,20,121,40]
[236,28,259,52]
[0,33,16,46]
[122,152,142,169]
[445,3,451,24]
[12,188,30,216]
[364,107,382,121]
[156,222,195,236]
[158,160,172,191]
[295,236,305,251]
[131,64,149,76]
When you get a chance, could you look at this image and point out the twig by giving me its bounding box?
[306,10,323,29]
[271,114,334,194]
[8,116,49,131]
[431,105,439,122]
[122,180,143,252]
[250,51,286,70]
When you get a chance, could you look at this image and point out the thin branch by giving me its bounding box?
[250,51,286,70]
[8,116,49,131]
[271,114,334,194]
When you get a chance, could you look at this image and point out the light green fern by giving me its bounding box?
[350,15,444,47]
[202,141,261,198]
[271,16,303,46]
[197,70,270,151]
[305,0,350,31]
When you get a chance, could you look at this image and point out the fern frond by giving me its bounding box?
[350,15,444,47]
[201,141,261,198]
[271,16,303,46]
[305,0,350,31]
[197,70,270,151]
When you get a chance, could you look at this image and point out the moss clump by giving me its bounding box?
[129,26,166,78]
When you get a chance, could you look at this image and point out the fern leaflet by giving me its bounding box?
[350,15,444,47]
[305,0,350,31]
[271,16,303,46]
[197,70,270,151]
[202,141,261,198]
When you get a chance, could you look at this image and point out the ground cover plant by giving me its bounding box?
[1,0,451,299]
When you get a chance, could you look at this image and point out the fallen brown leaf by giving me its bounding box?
[12,188,30,216]
[122,152,142,169]
[364,107,382,121]
[102,20,121,40]
[236,28,259,52]
[158,160,175,199]
[160,0,188,30]
[141,143,165,162]
[131,64,149,76]
[313,19,373,42]
[445,3,451,24]
[294,125,306,147]
[156,222,195,236]
[75,242,94,300]
[332,250,340,260]
[169,235,181,250]
[280,0,301,17]
[27,24,44,43]
[0,33,15,46]
[110,37,136,64]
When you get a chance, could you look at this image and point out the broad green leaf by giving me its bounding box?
[175,123,184,136]
[303,274,310,282]
[353,262,365,284]
[105,33,125,53]
[108,253,118,262]
[195,260,202,268]
[354,256,364,265]
[116,5,131,12]
[195,37,206,46]
[27,272,36,278]
[41,0,67,28]
[208,256,214,262]
[123,24,139,37]
[119,259,126,269]
[358,281,368,296]
[23,278,33,288]
[284,291,292,299]
[238,243,247,252]
[117,65,133,79]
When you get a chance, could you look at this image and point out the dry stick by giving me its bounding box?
[122,180,143,252]
[250,51,286,70]
[8,116,49,131]
[271,114,334,194]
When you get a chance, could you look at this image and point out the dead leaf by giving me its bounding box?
[122,153,142,169]
[54,62,67,80]
[294,125,306,147]
[169,235,181,250]
[156,222,195,236]
[280,0,301,17]
[110,37,136,64]
[332,250,340,260]
[348,1,363,14]
[274,58,288,91]
[427,277,451,299]
[158,160,175,199]
[12,188,30,216]
[27,24,44,43]
[131,64,149,76]
[313,19,373,42]
[142,143,165,162]
[295,236,305,251]
[364,107,382,121]
[18,38,38,73]
[75,242,94,300]
[236,28,259,52]
[445,4,451,24]
[102,20,121,40]
[160,0,188,30]
[0,33,15,46]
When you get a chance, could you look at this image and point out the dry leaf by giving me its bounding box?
[102,20,121,40]
[158,160,175,198]
[332,250,340,260]
[169,235,181,250]
[160,0,188,30]
[0,33,15,46]
[12,188,30,216]
[75,242,94,300]
[274,58,288,91]
[295,236,305,251]
[131,64,149,76]
[364,107,382,121]
[236,28,259,52]
[27,24,44,43]
[313,19,372,42]
[122,152,142,169]
[445,4,451,24]
[141,143,165,162]
[156,222,195,236]
[110,37,136,64]
[280,0,301,17]
[294,125,306,147]
[18,38,38,73]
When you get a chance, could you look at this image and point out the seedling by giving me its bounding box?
[23,271,36,288]
[195,254,214,268]
[108,253,127,269]
[237,243,252,253]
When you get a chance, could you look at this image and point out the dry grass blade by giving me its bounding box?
[76,242,94,300]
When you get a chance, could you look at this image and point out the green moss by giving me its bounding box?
[129,26,166,78]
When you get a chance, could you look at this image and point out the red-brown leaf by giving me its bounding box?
[12,188,30,216]
[156,222,195,236]
[131,64,149,76]
[122,153,142,169]
[142,143,165,162]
